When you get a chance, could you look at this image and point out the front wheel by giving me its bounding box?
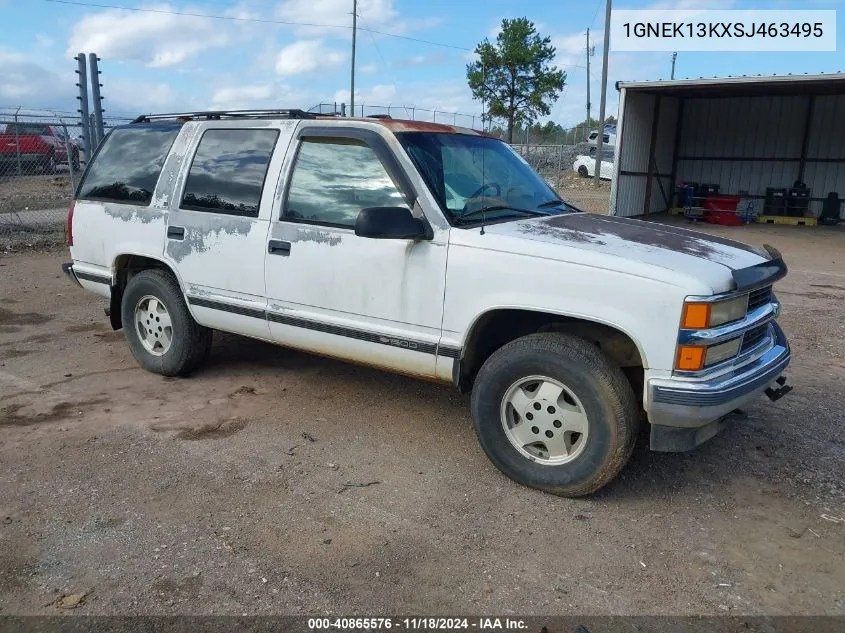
[470,333,638,497]
[121,269,212,376]
[577,165,589,178]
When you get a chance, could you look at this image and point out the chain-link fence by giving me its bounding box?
[308,102,485,129]
[0,105,610,251]
[0,108,132,247]
[512,142,612,214]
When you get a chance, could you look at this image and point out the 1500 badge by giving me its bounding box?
[379,336,419,350]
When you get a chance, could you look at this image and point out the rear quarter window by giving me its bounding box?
[77,124,182,205]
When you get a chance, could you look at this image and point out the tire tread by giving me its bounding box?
[471,332,638,497]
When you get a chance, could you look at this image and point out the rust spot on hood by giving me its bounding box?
[530,213,760,261]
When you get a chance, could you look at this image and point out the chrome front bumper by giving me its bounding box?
[647,322,791,451]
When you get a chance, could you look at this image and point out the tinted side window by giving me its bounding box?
[78,125,181,205]
[285,139,407,227]
[181,129,279,218]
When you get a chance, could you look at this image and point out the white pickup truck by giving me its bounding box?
[63,110,791,496]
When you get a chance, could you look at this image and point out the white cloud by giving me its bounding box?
[66,5,230,68]
[106,78,180,112]
[35,34,54,49]
[360,62,378,73]
[395,53,445,67]
[208,83,312,111]
[333,83,397,105]
[275,40,346,76]
[0,51,71,105]
[276,0,440,37]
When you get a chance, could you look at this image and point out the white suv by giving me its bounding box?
[63,110,791,496]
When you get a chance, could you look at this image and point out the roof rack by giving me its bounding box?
[130,109,318,124]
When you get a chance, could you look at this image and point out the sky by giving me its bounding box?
[0,0,842,128]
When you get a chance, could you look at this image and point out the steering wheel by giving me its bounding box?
[468,182,501,200]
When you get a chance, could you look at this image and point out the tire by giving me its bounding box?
[577,165,589,178]
[42,152,57,174]
[471,333,638,497]
[120,269,212,377]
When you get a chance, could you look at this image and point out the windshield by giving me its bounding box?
[396,132,572,225]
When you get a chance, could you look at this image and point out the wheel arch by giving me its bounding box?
[110,253,188,330]
[456,307,648,394]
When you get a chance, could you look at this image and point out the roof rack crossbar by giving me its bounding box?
[131,109,318,124]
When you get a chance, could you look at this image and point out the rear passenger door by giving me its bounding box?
[163,123,295,340]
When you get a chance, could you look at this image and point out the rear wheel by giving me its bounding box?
[42,152,57,174]
[470,333,638,497]
[577,165,589,178]
[121,269,212,376]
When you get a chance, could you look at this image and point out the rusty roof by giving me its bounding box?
[335,117,494,137]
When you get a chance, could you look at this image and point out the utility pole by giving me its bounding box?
[586,29,594,133]
[671,51,677,80]
[350,0,357,117]
[594,0,612,190]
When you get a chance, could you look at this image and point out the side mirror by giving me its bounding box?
[355,206,432,240]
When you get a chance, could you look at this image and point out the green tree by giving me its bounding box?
[467,18,566,143]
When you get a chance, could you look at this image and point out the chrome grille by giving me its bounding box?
[741,324,770,353]
[747,285,773,312]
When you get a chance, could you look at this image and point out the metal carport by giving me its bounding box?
[609,74,845,221]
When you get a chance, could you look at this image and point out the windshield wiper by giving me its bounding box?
[537,198,565,208]
[454,205,546,225]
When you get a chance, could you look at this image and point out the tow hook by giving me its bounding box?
[765,376,792,402]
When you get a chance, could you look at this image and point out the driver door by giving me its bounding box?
[263,128,448,378]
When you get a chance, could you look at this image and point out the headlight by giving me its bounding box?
[676,337,742,371]
[681,295,748,329]
[704,338,743,366]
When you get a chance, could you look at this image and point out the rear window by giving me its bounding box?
[3,123,51,136]
[77,124,181,205]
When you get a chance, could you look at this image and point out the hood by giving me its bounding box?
[452,213,769,294]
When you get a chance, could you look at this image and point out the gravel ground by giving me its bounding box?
[0,175,74,215]
[558,171,612,214]
[0,219,843,618]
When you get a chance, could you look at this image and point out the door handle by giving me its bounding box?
[167,226,185,240]
[268,239,292,256]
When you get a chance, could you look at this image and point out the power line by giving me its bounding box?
[44,0,472,52]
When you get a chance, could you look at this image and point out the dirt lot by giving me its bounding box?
[0,175,73,215]
[0,219,843,618]
[557,171,612,214]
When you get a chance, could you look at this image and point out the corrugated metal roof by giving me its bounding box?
[617,73,845,97]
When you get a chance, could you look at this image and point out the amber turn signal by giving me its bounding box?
[681,302,711,329]
[676,345,706,371]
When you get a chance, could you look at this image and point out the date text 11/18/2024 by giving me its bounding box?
[307,617,538,630]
